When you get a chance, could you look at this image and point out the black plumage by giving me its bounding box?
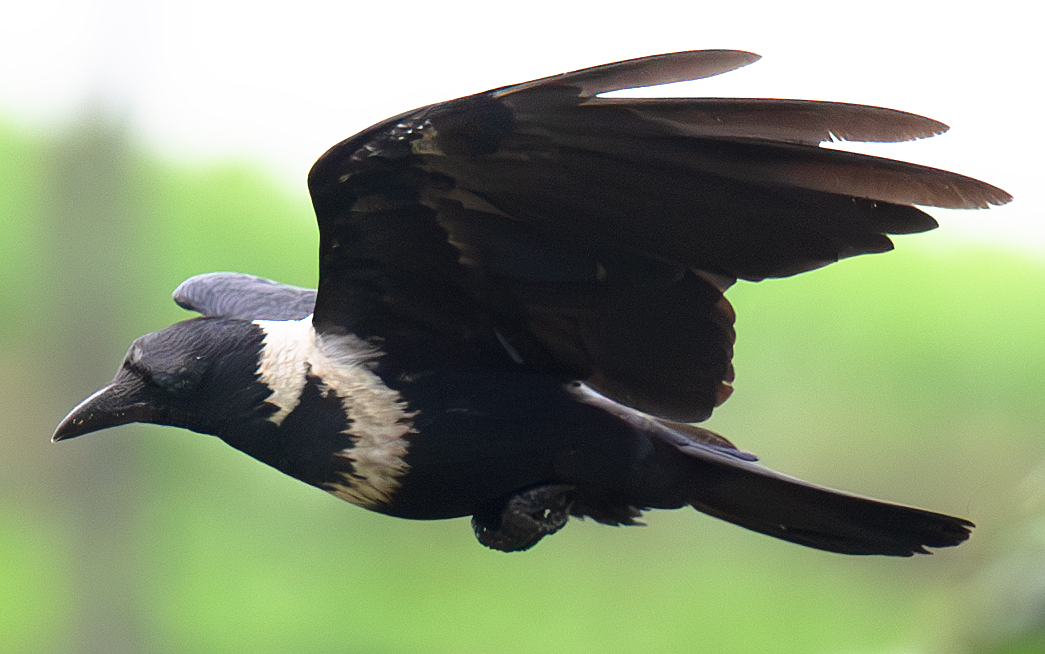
[54,50,1010,555]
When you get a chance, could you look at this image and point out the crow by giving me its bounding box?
[54,50,1010,555]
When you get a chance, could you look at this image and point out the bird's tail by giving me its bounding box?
[650,421,974,556]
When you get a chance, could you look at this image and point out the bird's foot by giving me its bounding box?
[472,484,577,552]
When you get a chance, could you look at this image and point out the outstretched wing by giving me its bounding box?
[306,50,1010,422]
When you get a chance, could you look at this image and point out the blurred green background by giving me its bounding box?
[2,109,1043,654]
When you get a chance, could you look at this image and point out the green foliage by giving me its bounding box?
[136,159,317,293]
[0,124,48,341]
[0,508,71,654]
[1,117,1042,654]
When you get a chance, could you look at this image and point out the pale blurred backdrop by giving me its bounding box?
[1,2,1042,653]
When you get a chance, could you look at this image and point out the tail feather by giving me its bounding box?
[652,425,973,556]
[686,464,973,555]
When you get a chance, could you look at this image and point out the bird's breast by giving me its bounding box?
[253,316,416,509]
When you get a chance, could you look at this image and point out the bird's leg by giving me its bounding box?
[472,484,577,552]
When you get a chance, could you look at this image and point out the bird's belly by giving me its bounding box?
[360,429,566,521]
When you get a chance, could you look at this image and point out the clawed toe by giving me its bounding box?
[472,484,577,552]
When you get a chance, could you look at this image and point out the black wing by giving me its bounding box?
[306,50,1010,422]
[174,272,317,321]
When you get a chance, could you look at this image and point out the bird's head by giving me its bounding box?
[53,317,272,442]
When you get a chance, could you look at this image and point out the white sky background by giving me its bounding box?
[1,0,1039,252]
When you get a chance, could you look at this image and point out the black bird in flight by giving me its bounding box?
[54,50,1011,555]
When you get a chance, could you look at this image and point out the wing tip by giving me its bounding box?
[494,49,764,100]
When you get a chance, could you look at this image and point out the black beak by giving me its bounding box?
[53,368,160,442]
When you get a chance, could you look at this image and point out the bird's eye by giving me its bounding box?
[124,343,149,377]
[124,350,159,389]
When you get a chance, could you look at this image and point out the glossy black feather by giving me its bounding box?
[583,97,950,145]
[493,49,762,98]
